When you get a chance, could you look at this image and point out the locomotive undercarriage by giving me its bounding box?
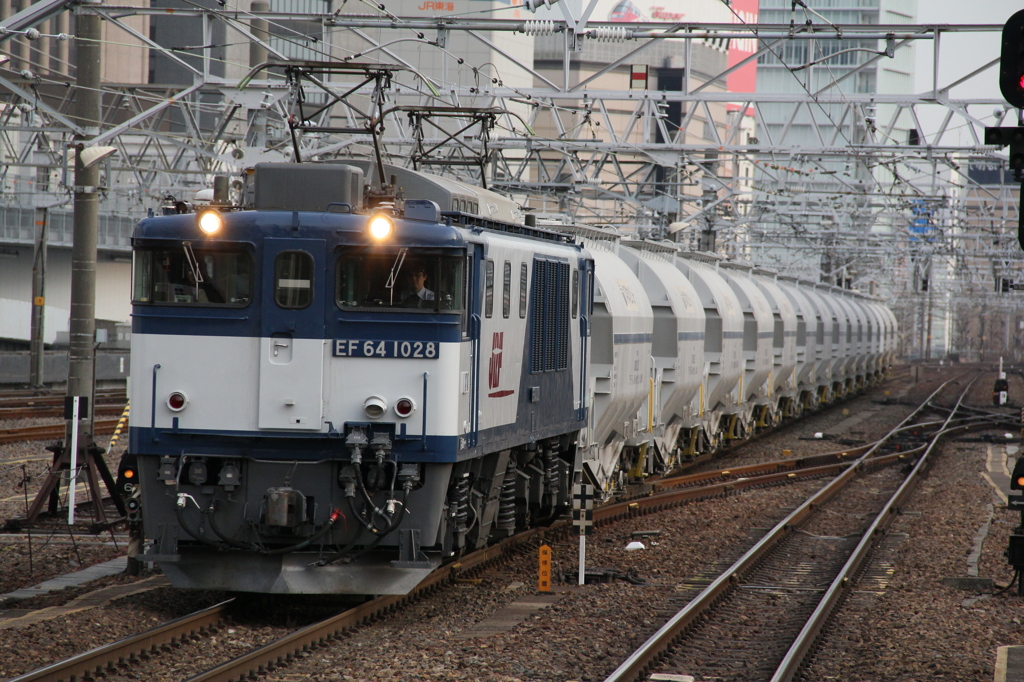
[438,435,575,559]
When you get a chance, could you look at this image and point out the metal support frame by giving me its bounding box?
[0,7,1017,361]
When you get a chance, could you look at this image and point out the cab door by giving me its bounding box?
[258,238,326,430]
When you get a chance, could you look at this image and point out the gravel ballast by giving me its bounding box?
[1,367,1022,681]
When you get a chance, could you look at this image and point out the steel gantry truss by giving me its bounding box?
[0,2,1019,357]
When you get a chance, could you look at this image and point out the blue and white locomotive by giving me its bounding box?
[124,161,896,595]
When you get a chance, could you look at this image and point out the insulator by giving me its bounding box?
[522,20,555,37]
[450,473,470,534]
[590,26,630,42]
[496,461,517,531]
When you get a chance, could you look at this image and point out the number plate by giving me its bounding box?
[333,339,439,359]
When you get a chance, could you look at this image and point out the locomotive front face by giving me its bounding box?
[127,208,478,594]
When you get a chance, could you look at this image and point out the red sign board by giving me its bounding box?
[726,0,759,93]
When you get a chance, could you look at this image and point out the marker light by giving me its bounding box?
[1020,74,1024,90]
[368,214,394,240]
[167,391,188,411]
[197,208,223,235]
[395,397,416,418]
[123,468,135,479]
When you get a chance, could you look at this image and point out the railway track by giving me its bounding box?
[0,418,121,445]
[10,375,1010,682]
[0,390,125,408]
[602,374,988,682]
[0,404,127,420]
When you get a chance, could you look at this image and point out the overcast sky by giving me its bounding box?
[915,1,1015,100]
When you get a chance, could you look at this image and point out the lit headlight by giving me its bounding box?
[196,208,223,235]
[368,214,394,240]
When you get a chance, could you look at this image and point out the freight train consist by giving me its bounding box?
[123,162,897,595]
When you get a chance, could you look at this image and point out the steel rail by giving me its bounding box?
[601,374,971,682]
[181,528,543,682]
[5,600,233,682]
[0,418,120,444]
[649,411,1000,495]
[770,377,978,682]
[0,405,126,420]
[0,390,126,408]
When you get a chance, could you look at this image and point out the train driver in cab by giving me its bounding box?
[402,267,435,307]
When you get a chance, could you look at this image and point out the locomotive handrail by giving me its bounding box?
[133,312,251,321]
[334,314,461,325]
[421,371,429,451]
[150,363,160,443]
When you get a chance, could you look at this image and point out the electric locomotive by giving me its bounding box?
[126,162,589,594]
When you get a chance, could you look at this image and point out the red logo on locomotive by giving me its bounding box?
[487,333,515,398]
[488,331,503,390]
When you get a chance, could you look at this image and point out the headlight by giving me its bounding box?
[363,395,388,419]
[196,208,223,235]
[368,213,394,240]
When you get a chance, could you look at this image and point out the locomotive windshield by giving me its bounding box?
[336,248,465,312]
[133,244,254,306]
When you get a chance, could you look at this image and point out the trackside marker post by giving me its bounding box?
[573,483,594,585]
[538,544,551,592]
[65,396,83,524]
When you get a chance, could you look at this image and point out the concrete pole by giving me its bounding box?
[38,19,51,76]
[249,0,269,67]
[246,1,270,149]
[54,11,68,76]
[67,6,102,444]
[0,0,15,71]
[29,206,48,387]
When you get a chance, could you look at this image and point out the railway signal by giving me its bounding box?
[986,10,1024,250]
[1006,456,1024,596]
[1000,10,1024,109]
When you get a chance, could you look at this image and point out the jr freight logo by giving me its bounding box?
[488,331,514,397]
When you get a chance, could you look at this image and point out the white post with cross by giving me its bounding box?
[572,483,594,585]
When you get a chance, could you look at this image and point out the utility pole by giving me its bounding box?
[22,4,124,528]
[68,4,101,446]
[29,206,47,387]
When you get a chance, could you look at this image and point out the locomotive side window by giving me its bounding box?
[571,269,578,319]
[275,251,314,309]
[502,261,511,319]
[336,249,464,312]
[133,245,253,306]
[519,263,528,318]
[484,259,494,318]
